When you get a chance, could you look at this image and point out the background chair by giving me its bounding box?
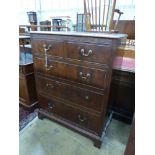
[83,0,117,32]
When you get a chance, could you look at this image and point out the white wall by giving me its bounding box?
[19,0,135,25]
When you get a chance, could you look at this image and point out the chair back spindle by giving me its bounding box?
[82,0,117,32]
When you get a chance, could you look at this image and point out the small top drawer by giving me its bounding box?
[31,40,113,65]
[31,40,64,57]
[64,42,112,65]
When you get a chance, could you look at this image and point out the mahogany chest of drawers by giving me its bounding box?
[30,31,127,148]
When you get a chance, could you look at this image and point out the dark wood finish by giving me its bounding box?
[30,31,127,148]
[34,57,108,89]
[64,42,112,65]
[19,42,38,111]
[38,109,103,148]
[19,63,38,111]
[38,94,103,134]
[112,20,135,39]
[32,39,63,57]
[32,39,113,65]
[124,117,135,155]
[36,75,105,113]
[109,69,135,123]
[109,25,135,124]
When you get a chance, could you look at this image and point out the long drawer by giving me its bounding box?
[36,75,105,112]
[31,39,112,65]
[38,94,103,134]
[34,57,108,89]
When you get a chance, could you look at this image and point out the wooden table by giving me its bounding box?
[109,43,135,124]
[19,35,38,111]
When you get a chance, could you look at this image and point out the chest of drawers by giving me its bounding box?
[30,31,127,148]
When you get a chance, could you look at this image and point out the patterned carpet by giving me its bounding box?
[19,106,38,131]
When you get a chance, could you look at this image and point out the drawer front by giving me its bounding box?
[37,75,105,112]
[34,57,108,89]
[39,95,103,134]
[32,40,64,57]
[65,42,112,65]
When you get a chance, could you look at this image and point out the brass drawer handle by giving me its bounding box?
[43,44,52,54]
[48,102,55,110]
[78,114,87,123]
[80,49,92,57]
[44,44,52,68]
[45,65,53,71]
[46,83,55,89]
[79,72,91,80]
